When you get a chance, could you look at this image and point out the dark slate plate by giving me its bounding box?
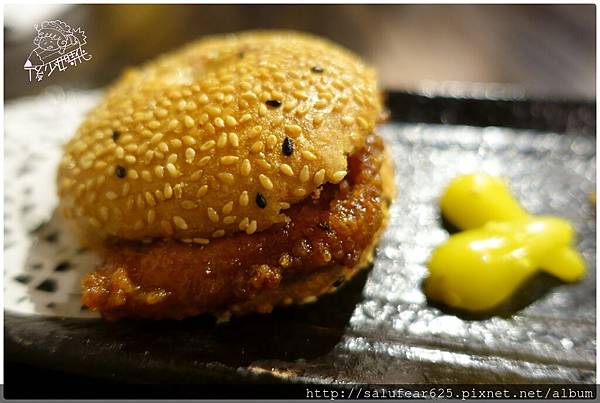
[4,89,596,397]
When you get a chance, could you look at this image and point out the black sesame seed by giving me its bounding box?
[282,137,294,156]
[115,165,127,178]
[255,192,267,208]
[311,65,324,73]
[266,100,281,108]
[238,51,245,59]
[112,130,121,142]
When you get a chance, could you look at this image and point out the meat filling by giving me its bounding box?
[82,133,389,319]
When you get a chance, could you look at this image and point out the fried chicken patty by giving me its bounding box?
[82,134,389,320]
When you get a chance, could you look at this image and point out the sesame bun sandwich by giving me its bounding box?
[57,31,395,320]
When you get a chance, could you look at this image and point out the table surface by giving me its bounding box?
[4,4,596,100]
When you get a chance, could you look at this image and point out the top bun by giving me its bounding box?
[57,31,382,242]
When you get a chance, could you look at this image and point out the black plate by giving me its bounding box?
[5,89,596,397]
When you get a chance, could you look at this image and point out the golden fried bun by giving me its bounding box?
[57,31,381,242]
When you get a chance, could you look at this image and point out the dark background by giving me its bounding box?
[4,4,596,100]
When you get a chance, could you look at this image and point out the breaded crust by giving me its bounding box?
[216,153,394,321]
[81,134,394,320]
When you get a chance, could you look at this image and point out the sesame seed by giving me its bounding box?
[190,169,203,181]
[242,92,258,102]
[154,165,164,178]
[250,125,262,137]
[299,165,310,182]
[164,183,173,199]
[150,132,164,144]
[199,156,211,166]
[331,170,347,183]
[145,191,156,206]
[228,132,239,147]
[258,174,274,190]
[200,140,216,151]
[166,163,179,177]
[266,134,277,149]
[196,184,208,197]
[129,169,139,179]
[167,154,178,164]
[147,209,156,224]
[314,169,326,185]
[341,116,354,126]
[141,170,153,182]
[207,105,221,116]
[280,202,291,209]
[105,191,118,200]
[257,159,271,170]
[158,142,169,153]
[184,148,195,163]
[246,220,258,235]
[223,215,237,224]
[255,193,267,208]
[148,120,161,129]
[282,137,294,156]
[293,90,308,100]
[218,172,235,184]
[258,104,268,116]
[220,201,233,215]
[239,191,249,206]
[212,229,225,238]
[314,100,327,109]
[251,141,264,153]
[311,65,324,73]
[115,165,127,178]
[239,113,252,123]
[182,135,196,146]
[173,216,188,230]
[266,99,281,108]
[301,150,317,161]
[313,114,324,127]
[214,117,225,128]
[217,132,228,148]
[184,115,195,128]
[224,116,237,126]
[144,150,155,164]
[167,119,179,130]
[220,155,239,165]
[356,116,369,129]
[279,163,294,176]
[115,147,125,159]
[293,188,306,197]
[239,217,249,230]
[285,124,302,136]
[207,207,219,223]
[181,200,197,210]
[193,238,210,245]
